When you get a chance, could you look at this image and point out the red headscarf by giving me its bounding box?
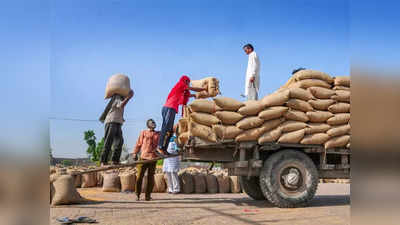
[165,75,191,115]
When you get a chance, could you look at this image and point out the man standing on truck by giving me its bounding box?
[243,43,260,100]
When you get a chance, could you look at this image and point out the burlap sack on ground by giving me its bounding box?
[215,111,244,125]
[193,173,207,193]
[289,79,331,89]
[178,118,189,133]
[235,118,284,142]
[153,174,166,193]
[258,127,282,144]
[328,103,350,113]
[308,99,335,110]
[305,123,331,134]
[279,121,308,133]
[67,170,81,188]
[286,99,313,112]
[212,125,242,140]
[306,111,334,123]
[205,174,219,194]
[190,122,217,142]
[294,69,334,84]
[213,97,244,111]
[179,171,194,194]
[327,124,351,137]
[326,113,350,125]
[334,76,350,87]
[277,129,305,144]
[104,74,131,99]
[331,90,350,103]
[120,173,136,192]
[262,89,290,107]
[236,116,264,130]
[216,175,231,193]
[284,110,309,122]
[238,100,264,116]
[190,112,220,126]
[189,99,219,114]
[300,133,330,145]
[258,106,288,120]
[229,176,242,193]
[51,175,84,206]
[81,172,97,188]
[178,132,189,145]
[289,87,315,101]
[308,87,336,99]
[102,172,121,192]
[333,86,350,91]
[325,135,350,149]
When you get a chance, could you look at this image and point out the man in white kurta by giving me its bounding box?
[243,44,260,100]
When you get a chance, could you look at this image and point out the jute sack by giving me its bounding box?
[300,133,330,145]
[51,175,84,206]
[238,100,264,116]
[213,97,244,111]
[96,172,103,187]
[324,135,350,149]
[104,74,131,99]
[277,129,305,144]
[193,173,207,193]
[178,118,189,133]
[192,77,220,98]
[279,76,297,90]
[212,125,242,140]
[119,173,136,192]
[331,90,350,103]
[189,99,219,114]
[262,89,290,107]
[286,99,313,112]
[326,113,350,125]
[140,174,149,193]
[67,170,81,188]
[306,111,334,123]
[153,174,167,193]
[102,172,121,192]
[178,132,189,145]
[81,172,97,188]
[305,123,331,134]
[289,79,331,89]
[294,69,334,84]
[327,124,351,137]
[179,171,194,194]
[190,122,217,142]
[289,87,315,101]
[328,103,350,113]
[308,99,335,110]
[258,127,282,144]
[229,176,241,193]
[308,87,336,99]
[235,118,284,142]
[279,121,308,133]
[190,112,220,126]
[216,175,231,193]
[205,174,218,194]
[284,110,309,122]
[346,143,350,149]
[258,106,288,120]
[215,111,244,125]
[334,76,350,87]
[236,116,264,130]
[333,86,350,91]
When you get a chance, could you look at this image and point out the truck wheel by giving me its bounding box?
[239,176,265,200]
[259,150,319,208]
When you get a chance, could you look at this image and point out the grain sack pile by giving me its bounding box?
[177,70,350,149]
[191,77,221,98]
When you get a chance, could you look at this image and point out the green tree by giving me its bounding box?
[62,159,73,166]
[84,130,104,162]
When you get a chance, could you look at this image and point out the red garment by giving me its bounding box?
[164,75,191,114]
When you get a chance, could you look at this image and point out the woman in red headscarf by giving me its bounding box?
[157,75,206,156]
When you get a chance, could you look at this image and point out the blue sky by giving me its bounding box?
[48,0,349,157]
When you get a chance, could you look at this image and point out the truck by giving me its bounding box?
[180,136,350,208]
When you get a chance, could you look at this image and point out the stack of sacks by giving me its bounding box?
[191,77,221,98]
[212,97,245,141]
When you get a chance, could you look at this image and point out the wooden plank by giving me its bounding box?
[319,170,350,179]
[182,148,235,162]
[228,168,260,176]
[222,160,262,169]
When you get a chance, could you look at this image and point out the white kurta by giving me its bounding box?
[245,51,261,96]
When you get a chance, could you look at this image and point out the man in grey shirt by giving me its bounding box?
[99,90,133,166]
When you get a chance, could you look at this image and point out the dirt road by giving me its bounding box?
[50,183,349,225]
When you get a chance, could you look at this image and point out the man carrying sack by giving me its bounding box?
[133,119,160,201]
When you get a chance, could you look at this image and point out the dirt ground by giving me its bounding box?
[50,183,349,225]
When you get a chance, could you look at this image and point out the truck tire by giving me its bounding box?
[259,150,318,208]
[239,176,265,200]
